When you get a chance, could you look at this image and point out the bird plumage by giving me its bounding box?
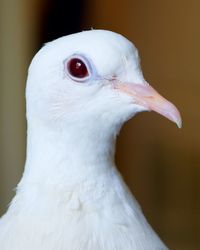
[0,30,181,249]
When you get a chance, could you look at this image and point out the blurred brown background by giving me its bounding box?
[0,0,199,249]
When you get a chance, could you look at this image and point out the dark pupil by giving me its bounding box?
[68,58,88,78]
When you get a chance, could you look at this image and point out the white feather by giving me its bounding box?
[0,30,167,249]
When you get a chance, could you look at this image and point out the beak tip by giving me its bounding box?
[172,111,182,129]
[177,121,182,129]
[176,118,182,129]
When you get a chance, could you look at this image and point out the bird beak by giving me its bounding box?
[114,82,182,128]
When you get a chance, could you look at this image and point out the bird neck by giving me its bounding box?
[21,119,120,189]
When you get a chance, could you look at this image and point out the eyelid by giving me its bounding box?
[64,53,100,83]
[64,54,91,82]
[66,54,91,71]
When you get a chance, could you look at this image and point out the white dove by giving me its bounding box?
[0,30,181,250]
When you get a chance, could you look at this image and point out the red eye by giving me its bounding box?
[67,58,89,79]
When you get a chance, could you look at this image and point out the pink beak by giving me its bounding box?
[114,82,182,128]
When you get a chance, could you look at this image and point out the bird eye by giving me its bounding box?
[65,55,91,82]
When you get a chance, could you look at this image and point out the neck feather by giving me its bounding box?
[20,119,120,189]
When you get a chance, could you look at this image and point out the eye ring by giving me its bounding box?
[64,54,92,82]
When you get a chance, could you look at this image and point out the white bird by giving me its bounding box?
[0,30,181,250]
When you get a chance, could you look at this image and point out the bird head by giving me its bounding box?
[26,30,181,132]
